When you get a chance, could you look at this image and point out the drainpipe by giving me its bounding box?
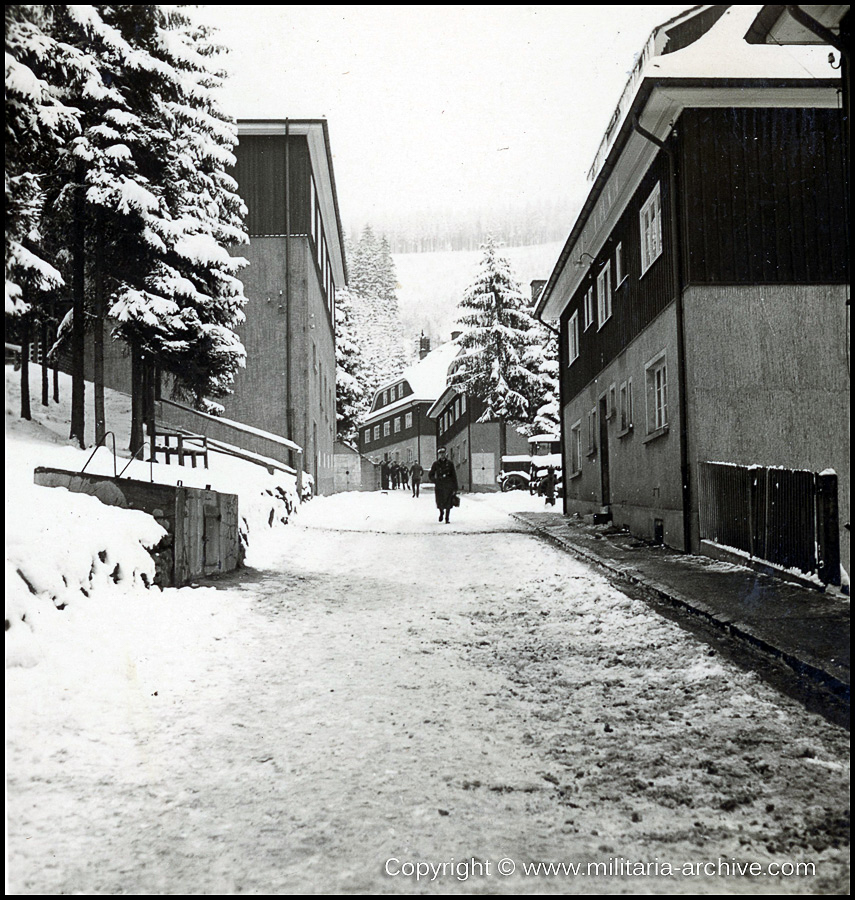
[632,114,692,553]
[285,119,293,446]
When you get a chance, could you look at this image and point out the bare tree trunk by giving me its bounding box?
[20,303,31,421]
[130,343,144,456]
[51,298,59,403]
[93,223,106,446]
[40,315,49,406]
[69,167,86,448]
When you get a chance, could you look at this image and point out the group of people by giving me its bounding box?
[380,451,556,524]
[379,450,458,521]
[380,460,426,497]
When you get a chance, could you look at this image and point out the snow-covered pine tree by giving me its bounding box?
[36,6,247,450]
[334,286,369,443]
[448,236,542,455]
[523,322,560,437]
[5,5,82,420]
[125,8,249,411]
[346,226,409,401]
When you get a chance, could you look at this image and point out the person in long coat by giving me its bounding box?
[429,447,458,523]
[410,461,424,498]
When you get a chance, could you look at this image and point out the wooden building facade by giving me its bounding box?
[537,6,849,582]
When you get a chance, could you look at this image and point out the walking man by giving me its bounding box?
[410,460,424,498]
[429,447,458,523]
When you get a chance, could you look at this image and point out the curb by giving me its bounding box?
[510,512,850,705]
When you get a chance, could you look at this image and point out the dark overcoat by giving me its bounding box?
[429,457,458,510]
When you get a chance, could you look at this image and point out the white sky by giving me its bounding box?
[197,5,694,233]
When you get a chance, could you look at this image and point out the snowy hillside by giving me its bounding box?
[393,240,564,343]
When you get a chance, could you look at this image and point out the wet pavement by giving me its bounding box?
[511,511,850,724]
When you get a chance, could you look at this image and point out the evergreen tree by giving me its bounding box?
[334,287,368,443]
[346,226,409,401]
[9,6,249,449]
[448,236,541,453]
[95,6,248,446]
[521,322,560,436]
[5,5,83,421]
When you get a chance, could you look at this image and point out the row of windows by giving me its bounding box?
[378,382,406,410]
[567,182,663,365]
[364,411,414,444]
[438,393,467,434]
[568,350,668,473]
[309,174,336,322]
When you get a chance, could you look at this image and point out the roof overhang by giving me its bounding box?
[744,5,849,45]
[536,76,841,322]
[427,384,460,420]
[237,119,348,287]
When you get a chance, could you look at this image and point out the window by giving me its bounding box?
[365,428,371,444]
[597,263,612,327]
[615,242,625,285]
[570,420,582,473]
[639,183,663,274]
[407,448,413,462]
[394,416,401,433]
[587,407,597,454]
[461,393,466,413]
[608,384,616,420]
[455,398,461,419]
[583,287,595,330]
[619,379,633,432]
[405,412,413,428]
[645,352,668,433]
[384,421,391,437]
[373,425,380,441]
[382,390,388,406]
[567,310,580,364]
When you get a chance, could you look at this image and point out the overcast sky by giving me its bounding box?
[197,5,693,234]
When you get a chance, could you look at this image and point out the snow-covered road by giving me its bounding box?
[6,491,849,894]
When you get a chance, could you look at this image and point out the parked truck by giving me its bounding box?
[497,434,562,495]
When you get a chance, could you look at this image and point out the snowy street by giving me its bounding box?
[6,490,849,895]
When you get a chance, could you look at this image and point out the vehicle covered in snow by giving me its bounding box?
[497,434,562,494]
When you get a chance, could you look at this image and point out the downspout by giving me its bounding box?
[632,114,692,552]
[285,119,293,446]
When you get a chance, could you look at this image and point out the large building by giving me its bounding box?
[358,340,460,470]
[220,119,348,495]
[428,386,529,492]
[536,6,849,585]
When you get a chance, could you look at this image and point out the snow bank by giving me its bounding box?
[5,364,302,666]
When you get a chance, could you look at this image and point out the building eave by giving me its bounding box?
[237,118,348,287]
[536,75,841,322]
[426,384,461,420]
[744,5,849,44]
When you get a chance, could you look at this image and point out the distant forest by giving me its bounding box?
[350,197,576,254]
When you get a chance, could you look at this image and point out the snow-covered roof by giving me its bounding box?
[536,4,841,322]
[363,340,460,424]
